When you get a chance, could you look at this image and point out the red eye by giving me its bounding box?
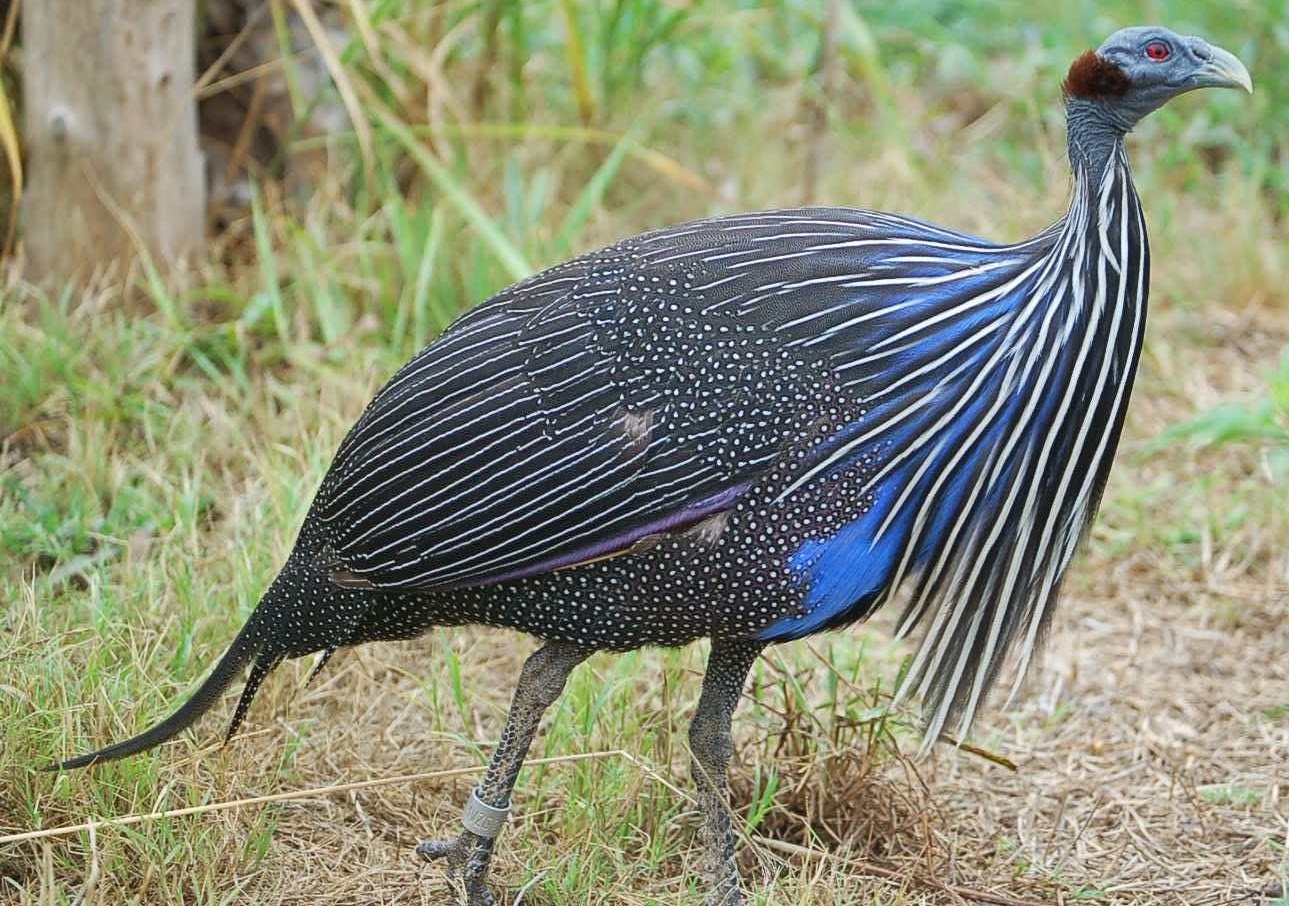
[1145,41,1171,61]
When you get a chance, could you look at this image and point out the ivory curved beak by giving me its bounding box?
[1195,44,1254,93]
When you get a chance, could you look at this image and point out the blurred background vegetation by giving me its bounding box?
[2,0,1283,577]
[0,2,1285,903]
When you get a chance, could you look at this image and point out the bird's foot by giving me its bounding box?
[417,833,498,906]
[695,814,743,905]
[703,870,743,906]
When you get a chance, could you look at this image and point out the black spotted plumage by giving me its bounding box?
[49,26,1252,906]
[317,213,886,594]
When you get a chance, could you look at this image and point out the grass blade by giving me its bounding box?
[0,74,21,253]
[552,128,635,258]
[364,93,531,282]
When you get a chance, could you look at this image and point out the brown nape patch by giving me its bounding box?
[1063,50,1131,99]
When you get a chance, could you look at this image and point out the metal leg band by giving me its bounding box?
[461,787,510,838]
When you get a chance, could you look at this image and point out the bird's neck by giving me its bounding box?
[1065,98,1132,192]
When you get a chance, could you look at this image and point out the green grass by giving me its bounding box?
[2,1,1287,903]
[1197,784,1264,807]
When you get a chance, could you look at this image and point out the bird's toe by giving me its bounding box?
[415,838,459,863]
[465,883,498,906]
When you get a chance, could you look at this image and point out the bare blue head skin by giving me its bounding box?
[1065,26,1252,173]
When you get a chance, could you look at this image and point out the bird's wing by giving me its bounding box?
[314,207,998,591]
[313,212,821,589]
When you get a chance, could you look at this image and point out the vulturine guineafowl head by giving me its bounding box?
[48,26,1251,906]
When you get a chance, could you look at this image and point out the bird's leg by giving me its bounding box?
[688,640,763,906]
[418,640,592,905]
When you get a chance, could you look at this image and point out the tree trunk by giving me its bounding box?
[22,0,204,284]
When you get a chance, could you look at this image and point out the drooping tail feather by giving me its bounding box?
[45,618,267,771]
[223,649,283,746]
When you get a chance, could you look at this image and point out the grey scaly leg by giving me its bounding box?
[688,640,763,906]
[418,641,592,905]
